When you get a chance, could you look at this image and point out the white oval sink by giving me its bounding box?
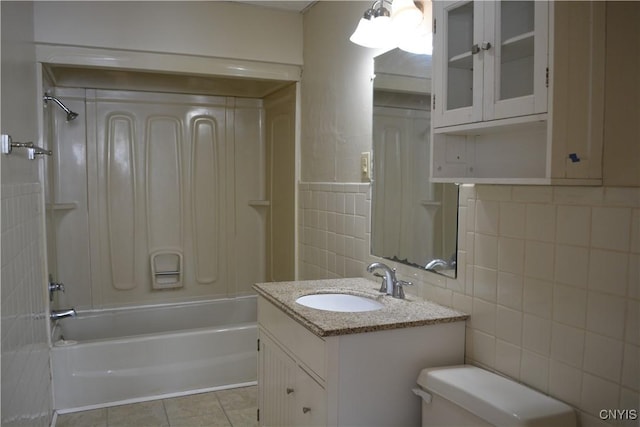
[295,293,384,312]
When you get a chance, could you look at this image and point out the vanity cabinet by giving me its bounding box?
[431,1,605,184]
[257,295,466,427]
[258,333,326,426]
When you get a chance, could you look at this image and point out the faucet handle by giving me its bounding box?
[392,280,413,299]
[372,272,387,292]
[48,276,65,302]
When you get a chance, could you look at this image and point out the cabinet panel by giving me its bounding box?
[295,366,327,426]
[258,332,297,426]
[258,297,326,379]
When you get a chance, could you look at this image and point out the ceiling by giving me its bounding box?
[232,1,316,13]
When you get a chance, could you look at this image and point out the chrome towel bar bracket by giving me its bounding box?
[1,134,52,159]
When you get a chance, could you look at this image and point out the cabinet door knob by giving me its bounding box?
[481,42,492,50]
[471,44,480,54]
[286,387,294,394]
[302,407,311,414]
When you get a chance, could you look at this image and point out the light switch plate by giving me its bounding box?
[360,151,371,181]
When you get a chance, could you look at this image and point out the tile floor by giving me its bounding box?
[56,386,258,427]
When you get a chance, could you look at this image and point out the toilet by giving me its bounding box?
[414,365,576,427]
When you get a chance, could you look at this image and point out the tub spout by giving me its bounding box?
[50,308,76,320]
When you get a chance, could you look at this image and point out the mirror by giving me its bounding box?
[371,48,458,278]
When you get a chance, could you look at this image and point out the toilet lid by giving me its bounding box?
[416,365,576,427]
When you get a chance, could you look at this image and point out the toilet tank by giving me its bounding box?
[415,365,576,427]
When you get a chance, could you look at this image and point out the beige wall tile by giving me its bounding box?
[524,241,555,281]
[498,237,525,274]
[520,350,549,393]
[497,271,524,310]
[476,200,500,235]
[551,322,585,368]
[588,249,628,296]
[626,300,639,346]
[628,254,639,299]
[631,209,640,254]
[526,204,557,242]
[522,314,552,356]
[512,186,553,203]
[495,339,522,380]
[556,205,591,246]
[621,344,639,391]
[586,291,627,339]
[580,374,620,417]
[523,277,553,319]
[471,329,496,368]
[499,202,526,238]
[553,284,588,328]
[549,360,583,407]
[472,297,496,334]
[591,207,632,251]
[554,244,590,287]
[583,332,624,380]
[474,233,498,269]
[495,305,523,345]
[473,266,497,302]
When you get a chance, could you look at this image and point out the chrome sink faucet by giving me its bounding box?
[366,262,396,295]
[367,262,414,299]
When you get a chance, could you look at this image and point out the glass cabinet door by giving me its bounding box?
[446,2,474,110]
[434,0,484,127]
[434,0,548,128]
[499,1,535,100]
[486,0,548,120]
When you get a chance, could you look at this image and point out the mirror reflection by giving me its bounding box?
[371,48,458,278]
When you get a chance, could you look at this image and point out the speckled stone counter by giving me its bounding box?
[253,278,469,337]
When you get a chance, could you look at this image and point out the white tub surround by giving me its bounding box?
[51,296,257,412]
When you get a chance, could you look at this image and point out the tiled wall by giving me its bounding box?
[299,182,640,427]
[299,182,371,280]
[1,183,51,427]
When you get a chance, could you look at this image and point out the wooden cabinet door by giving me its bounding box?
[258,332,297,426]
[295,366,327,426]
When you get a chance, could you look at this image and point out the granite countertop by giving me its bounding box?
[253,278,469,338]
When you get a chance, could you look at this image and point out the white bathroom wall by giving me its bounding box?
[301,1,382,183]
[1,2,52,426]
[33,1,303,66]
[301,2,639,426]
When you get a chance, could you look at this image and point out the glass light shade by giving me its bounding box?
[350,17,376,47]
[350,15,396,49]
[391,0,423,30]
[398,19,433,54]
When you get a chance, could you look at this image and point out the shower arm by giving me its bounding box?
[43,94,79,121]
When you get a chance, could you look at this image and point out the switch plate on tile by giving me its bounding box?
[360,151,371,181]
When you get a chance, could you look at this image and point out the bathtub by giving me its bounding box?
[51,296,257,412]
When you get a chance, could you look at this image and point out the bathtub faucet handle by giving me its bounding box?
[48,275,65,301]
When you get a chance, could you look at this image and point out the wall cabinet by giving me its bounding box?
[431,1,605,184]
[257,296,465,426]
[433,0,548,127]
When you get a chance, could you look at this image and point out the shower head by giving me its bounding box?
[43,94,79,122]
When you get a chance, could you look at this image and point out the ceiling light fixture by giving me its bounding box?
[350,0,432,55]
